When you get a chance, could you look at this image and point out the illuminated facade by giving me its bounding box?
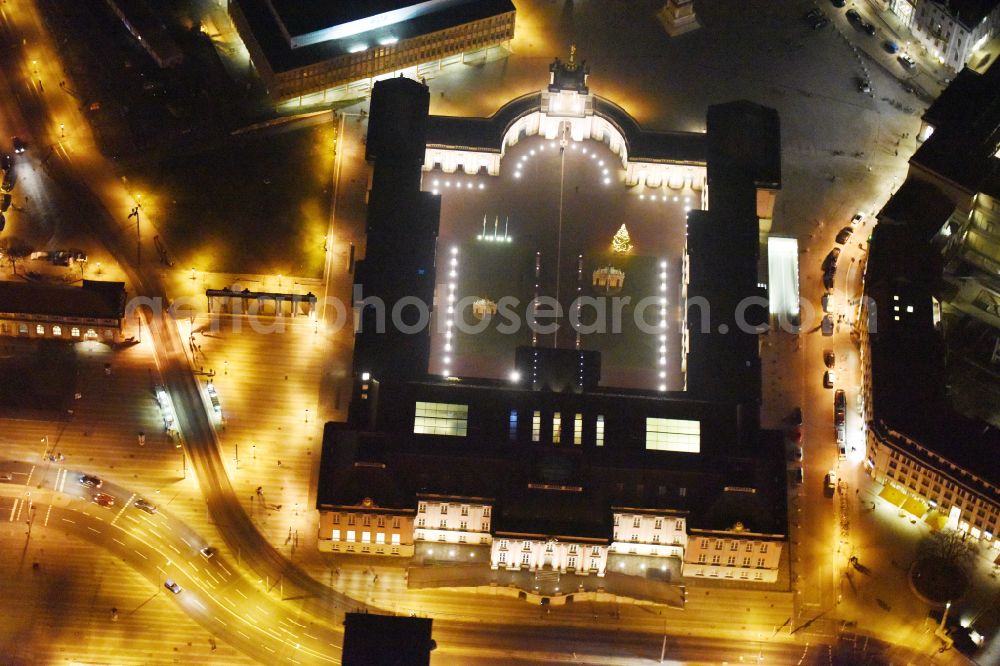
[887,0,1000,70]
[0,280,127,343]
[228,0,515,105]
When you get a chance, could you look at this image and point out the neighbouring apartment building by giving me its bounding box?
[887,0,1000,70]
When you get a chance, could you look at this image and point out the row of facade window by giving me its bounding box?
[691,568,764,580]
[331,514,401,528]
[416,531,489,544]
[416,518,489,530]
[696,554,766,567]
[496,540,601,557]
[699,540,768,553]
[0,322,107,338]
[496,552,600,570]
[614,533,681,545]
[614,516,683,530]
[417,502,490,516]
[330,530,402,545]
[330,544,401,555]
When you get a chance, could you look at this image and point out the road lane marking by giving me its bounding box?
[124,514,139,524]
[60,516,75,524]
[244,614,259,624]
[286,618,306,627]
[234,589,248,600]
[263,646,276,653]
[168,544,181,555]
[180,536,191,547]
[254,604,270,615]
[10,497,20,522]
[215,617,227,626]
[134,549,148,559]
[190,597,206,610]
[217,563,231,577]
[237,630,250,640]
[110,495,134,526]
[205,569,220,584]
[303,633,319,641]
[222,596,236,609]
[112,538,126,546]
[43,504,52,526]
[87,526,100,534]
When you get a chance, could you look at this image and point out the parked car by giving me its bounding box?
[133,498,157,514]
[793,446,804,461]
[824,350,836,368]
[1,194,10,212]
[790,406,803,426]
[857,78,872,94]
[851,212,866,226]
[793,467,804,485]
[810,15,829,29]
[200,546,216,559]
[884,40,900,53]
[823,268,836,290]
[823,248,841,272]
[164,579,182,594]
[1,153,11,171]
[846,8,860,21]
[822,292,834,313]
[899,53,917,69]
[831,0,846,6]
[835,389,847,418]
[12,137,25,154]
[93,492,115,507]
[823,370,835,388]
[860,20,876,36]
[0,214,5,232]
[824,470,837,496]
[822,314,834,336]
[79,474,102,488]
[836,226,854,244]
[805,8,822,20]
[837,438,848,460]
[2,167,15,193]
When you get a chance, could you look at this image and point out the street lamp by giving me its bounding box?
[128,206,141,267]
[59,123,64,138]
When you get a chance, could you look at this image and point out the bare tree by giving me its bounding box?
[920,529,978,569]
[0,237,32,275]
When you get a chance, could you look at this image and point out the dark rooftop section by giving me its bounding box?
[549,55,589,94]
[877,178,956,242]
[913,59,1000,196]
[424,94,706,163]
[706,100,781,189]
[0,280,126,320]
[866,222,1000,490]
[494,486,610,540]
[342,612,433,666]
[267,1,433,38]
[946,0,1000,27]
[232,0,514,74]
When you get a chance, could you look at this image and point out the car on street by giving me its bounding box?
[857,78,872,94]
[822,291,834,313]
[0,472,13,481]
[831,0,846,6]
[164,579,182,594]
[822,248,841,272]
[860,19,876,35]
[1,154,11,171]
[793,467,804,485]
[792,446,804,461]
[823,268,836,290]
[837,432,847,460]
[0,214,5,232]
[2,167,15,193]
[824,349,835,368]
[899,53,917,69]
[851,212,866,226]
[200,546,216,559]
[884,40,900,53]
[822,314,834,336]
[835,389,847,420]
[810,15,830,29]
[805,8,822,20]
[93,493,115,507]
[790,406,803,426]
[823,370,835,388]
[12,137,25,154]
[79,474,102,488]
[836,226,854,244]
[1,194,10,212]
[824,471,837,497]
[133,498,157,514]
[846,8,860,21]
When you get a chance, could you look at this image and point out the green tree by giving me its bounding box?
[0,237,33,275]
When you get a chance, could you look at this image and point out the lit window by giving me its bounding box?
[552,412,561,443]
[362,532,371,543]
[391,533,400,545]
[413,401,468,436]
[331,529,340,541]
[573,413,582,445]
[532,411,541,442]
[52,325,62,336]
[71,327,80,337]
[595,415,605,446]
[646,418,700,453]
[509,409,518,441]
[346,530,356,542]
[35,325,45,335]
[376,532,385,544]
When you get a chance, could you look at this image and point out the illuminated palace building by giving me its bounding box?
[318,59,788,603]
[227,0,515,106]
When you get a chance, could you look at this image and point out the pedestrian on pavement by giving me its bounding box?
[277,460,282,467]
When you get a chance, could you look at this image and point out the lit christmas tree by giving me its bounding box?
[611,224,632,253]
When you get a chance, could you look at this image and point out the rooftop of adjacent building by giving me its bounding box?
[231,0,515,74]
[0,279,127,320]
[342,612,433,666]
[914,57,1000,197]
[864,221,1000,490]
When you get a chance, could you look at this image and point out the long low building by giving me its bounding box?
[228,0,515,105]
[0,279,127,343]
